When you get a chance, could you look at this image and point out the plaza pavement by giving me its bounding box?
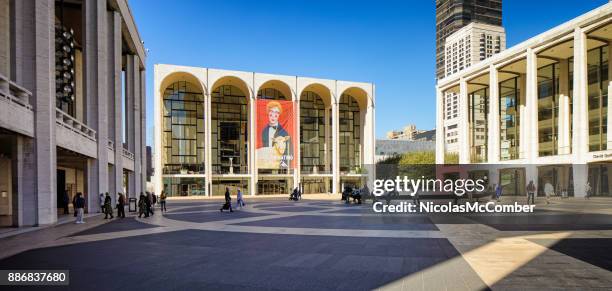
[0,195,611,290]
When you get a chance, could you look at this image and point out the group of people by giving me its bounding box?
[220,188,245,212]
[491,180,591,204]
[138,191,168,218]
[59,190,169,224]
[98,192,127,219]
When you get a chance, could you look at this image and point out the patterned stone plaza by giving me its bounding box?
[0,197,611,290]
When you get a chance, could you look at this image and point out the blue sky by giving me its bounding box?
[131,0,608,145]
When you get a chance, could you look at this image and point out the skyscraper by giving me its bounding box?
[436,0,502,80]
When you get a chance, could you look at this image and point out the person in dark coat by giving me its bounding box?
[138,193,148,218]
[104,193,113,219]
[146,192,154,216]
[72,194,78,217]
[62,190,70,214]
[220,187,233,212]
[74,192,85,224]
[117,193,126,218]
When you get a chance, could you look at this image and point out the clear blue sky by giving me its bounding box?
[130,0,608,145]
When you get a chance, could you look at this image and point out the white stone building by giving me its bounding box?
[0,0,147,226]
[154,64,375,196]
[436,2,612,197]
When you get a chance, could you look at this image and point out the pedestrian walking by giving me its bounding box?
[495,184,502,202]
[527,180,536,205]
[146,192,154,216]
[104,192,114,219]
[138,193,148,218]
[235,189,245,209]
[220,187,233,212]
[99,193,105,213]
[585,181,592,199]
[117,193,126,218]
[544,181,554,205]
[160,191,167,212]
[73,194,78,217]
[74,192,85,224]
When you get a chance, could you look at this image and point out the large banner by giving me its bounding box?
[256,99,295,169]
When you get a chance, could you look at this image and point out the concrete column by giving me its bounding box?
[332,88,339,194]
[435,86,444,164]
[458,78,470,164]
[13,136,37,226]
[558,59,571,155]
[153,65,162,195]
[249,94,256,196]
[140,69,147,192]
[488,65,500,163]
[125,54,141,197]
[525,48,538,162]
[518,73,528,159]
[84,0,109,213]
[367,85,376,188]
[573,164,588,198]
[204,90,212,196]
[110,12,123,200]
[28,0,56,224]
[572,28,588,164]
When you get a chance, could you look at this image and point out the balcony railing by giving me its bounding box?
[55,108,96,141]
[122,148,135,160]
[0,74,33,111]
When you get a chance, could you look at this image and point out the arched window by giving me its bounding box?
[162,81,204,174]
[300,91,326,173]
[339,94,361,172]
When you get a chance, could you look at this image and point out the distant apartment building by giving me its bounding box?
[375,140,435,162]
[386,124,434,141]
[443,22,506,154]
[436,0,502,80]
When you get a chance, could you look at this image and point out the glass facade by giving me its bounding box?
[537,63,560,156]
[499,77,520,160]
[300,91,328,173]
[211,85,248,174]
[163,177,206,196]
[587,46,609,152]
[339,94,361,173]
[469,87,488,163]
[162,81,205,174]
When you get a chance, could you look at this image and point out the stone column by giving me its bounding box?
[558,59,571,155]
[125,54,137,198]
[140,69,147,192]
[332,86,339,194]
[518,73,528,160]
[133,57,142,196]
[458,78,470,164]
[0,0,10,77]
[525,48,538,162]
[572,28,588,164]
[31,0,56,224]
[204,90,212,196]
[249,93,257,196]
[110,11,123,201]
[435,87,444,164]
[84,0,109,213]
[366,85,376,189]
[488,65,500,163]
